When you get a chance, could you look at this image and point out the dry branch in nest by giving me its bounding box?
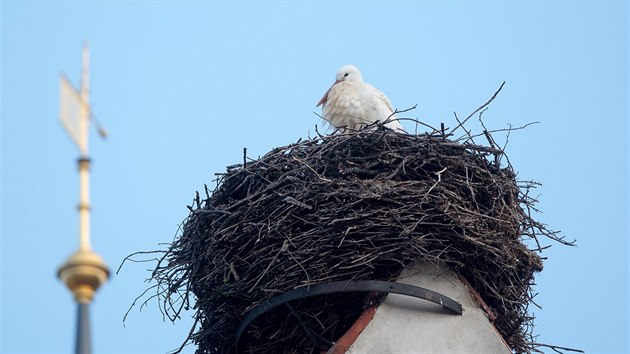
[123,87,577,354]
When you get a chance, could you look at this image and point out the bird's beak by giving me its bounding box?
[316,80,341,107]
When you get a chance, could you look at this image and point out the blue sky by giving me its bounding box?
[1,1,628,353]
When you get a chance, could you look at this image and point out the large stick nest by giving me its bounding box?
[135,118,574,354]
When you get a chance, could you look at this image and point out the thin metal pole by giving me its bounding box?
[78,42,91,251]
[76,302,91,354]
[80,41,90,157]
[78,156,91,251]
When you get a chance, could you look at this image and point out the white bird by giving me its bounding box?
[316,65,404,133]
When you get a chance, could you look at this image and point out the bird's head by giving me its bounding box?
[335,64,364,83]
[316,64,364,107]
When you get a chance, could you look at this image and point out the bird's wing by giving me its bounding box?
[368,84,396,115]
[367,84,404,132]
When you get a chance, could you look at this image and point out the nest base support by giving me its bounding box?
[235,280,462,352]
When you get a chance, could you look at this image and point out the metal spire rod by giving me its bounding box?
[79,42,91,251]
[76,303,91,354]
[58,42,110,354]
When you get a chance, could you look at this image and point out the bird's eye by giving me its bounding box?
[344,73,349,77]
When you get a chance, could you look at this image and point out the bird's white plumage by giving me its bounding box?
[317,65,404,133]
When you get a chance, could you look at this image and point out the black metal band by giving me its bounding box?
[235,280,462,351]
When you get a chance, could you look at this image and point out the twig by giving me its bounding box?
[248,241,289,293]
[396,117,441,133]
[170,314,200,354]
[453,111,476,145]
[422,167,448,202]
[390,104,418,116]
[450,81,506,136]
[461,122,540,143]
[527,342,585,353]
[117,250,165,274]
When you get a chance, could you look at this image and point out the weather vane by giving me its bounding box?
[57,42,109,354]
